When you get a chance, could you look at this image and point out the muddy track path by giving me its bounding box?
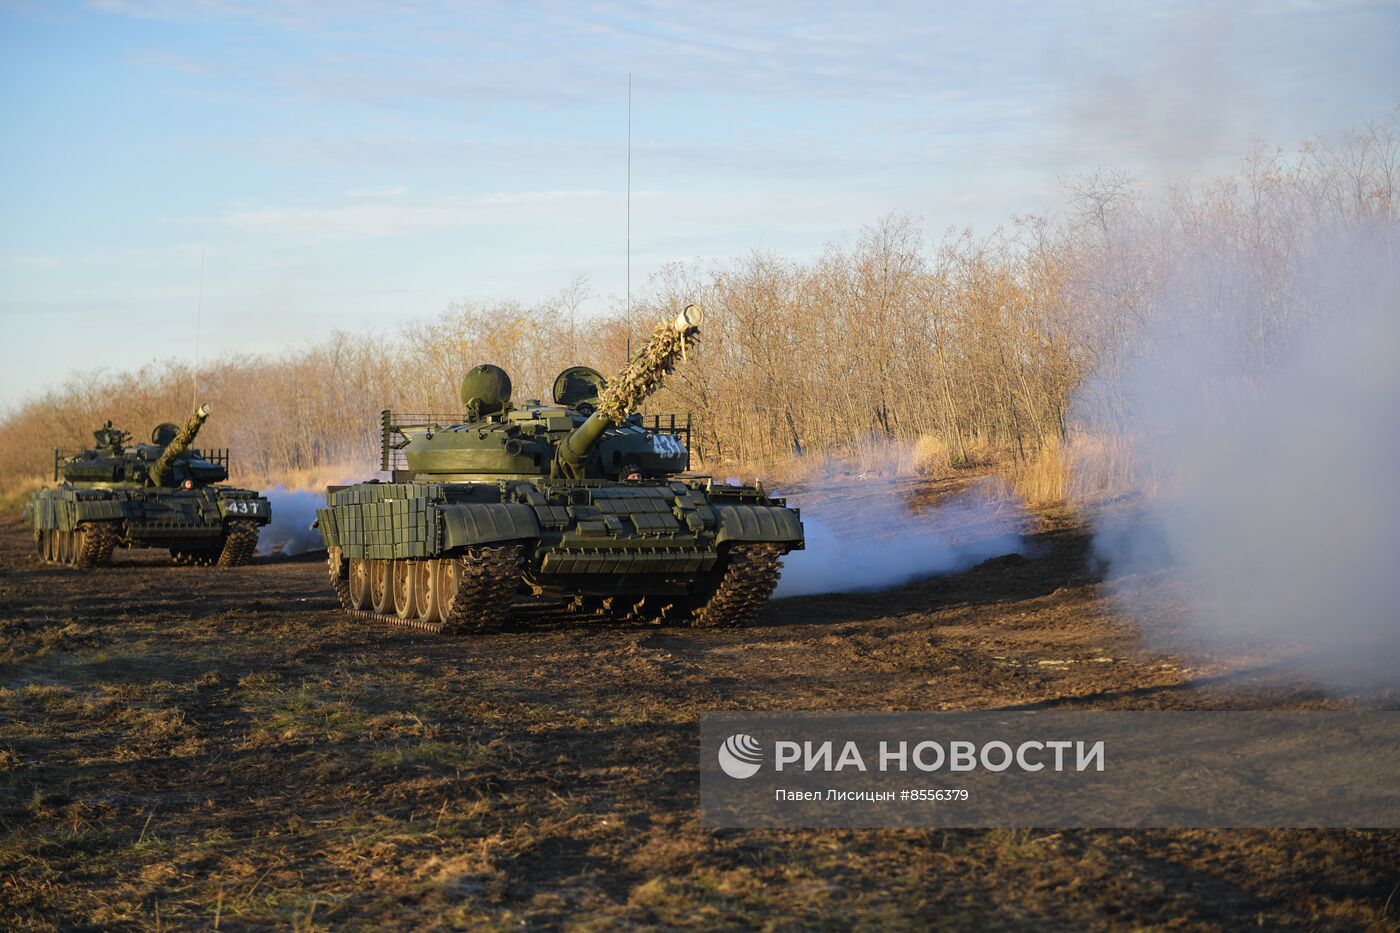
[1,479,1396,929]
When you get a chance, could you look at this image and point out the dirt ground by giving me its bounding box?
[1,476,1397,930]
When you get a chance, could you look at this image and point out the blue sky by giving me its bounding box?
[1,0,1397,408]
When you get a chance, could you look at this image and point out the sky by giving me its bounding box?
[1,0,1397,409]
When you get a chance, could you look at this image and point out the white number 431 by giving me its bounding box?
[226,500,262,515]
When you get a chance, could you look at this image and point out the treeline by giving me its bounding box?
[1,114,1395,496]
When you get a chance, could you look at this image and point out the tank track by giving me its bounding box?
[171,548,219,567]
[74,522,116,570]
[685,543,785,628]
[438,544,523,634]
[329,550,353,611]
[511,544,787,629]
[218,519,260,567]
[35,523,117,569]
[329,544,524,635]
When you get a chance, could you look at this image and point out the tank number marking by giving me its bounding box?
[225,500,264,515]
[649,433,685,457]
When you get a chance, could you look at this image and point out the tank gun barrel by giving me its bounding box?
[552,305,702,479]
[149,403,212,486]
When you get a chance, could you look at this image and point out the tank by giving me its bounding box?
[318,305,805,633]
[25,404,271,569]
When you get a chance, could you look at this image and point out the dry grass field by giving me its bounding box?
[2,476,1397,930]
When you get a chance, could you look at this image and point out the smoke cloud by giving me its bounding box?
[1081,228,1400,689]
[775,478,1030,598]
[256,486,328,556]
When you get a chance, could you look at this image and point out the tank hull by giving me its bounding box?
[317,477,803,630]
[26,485,270,568]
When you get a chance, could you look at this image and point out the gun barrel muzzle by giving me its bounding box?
[672,304,703,332]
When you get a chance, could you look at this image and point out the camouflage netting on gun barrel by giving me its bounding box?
[595,320,700,425]
[150,405,210,484]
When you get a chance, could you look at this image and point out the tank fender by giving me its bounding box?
[713,504,804,547]
[29,491,122,530]
[441,503,540,549]
[72,497,126,524]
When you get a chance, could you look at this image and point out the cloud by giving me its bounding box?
[80,0,1012,104]
[125,48,213,76]
[196,189,608,242]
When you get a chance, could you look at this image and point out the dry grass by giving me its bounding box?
[2,507,1398,929]
[243,460,369,493]
[0,475,46,517]
[995,438,1070,509]
[1064,433,1157,505]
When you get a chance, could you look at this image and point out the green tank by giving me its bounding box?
[25,404,271,569]
[318,306,805,633]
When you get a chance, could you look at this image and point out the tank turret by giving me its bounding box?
[389,305,701,481]
[149,403,211,487]
[552,304,701,479]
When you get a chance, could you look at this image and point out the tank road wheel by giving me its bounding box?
[412,560,446,628]
[348,558,374,611]
[369,559,393,615]
[682,543,785,629]
[69,522,116,570]
[218,519,260,567]
[327,547,353,610]
[391,560,420,621]
[435,543,524,635]
[436,558,465,628]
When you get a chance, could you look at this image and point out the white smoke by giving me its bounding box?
[1082,227,1400,688]
[256,486,328,556]
[775,478,1030,598]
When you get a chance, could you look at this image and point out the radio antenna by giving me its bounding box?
[193,247,205,409]
[626,72,632,361]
